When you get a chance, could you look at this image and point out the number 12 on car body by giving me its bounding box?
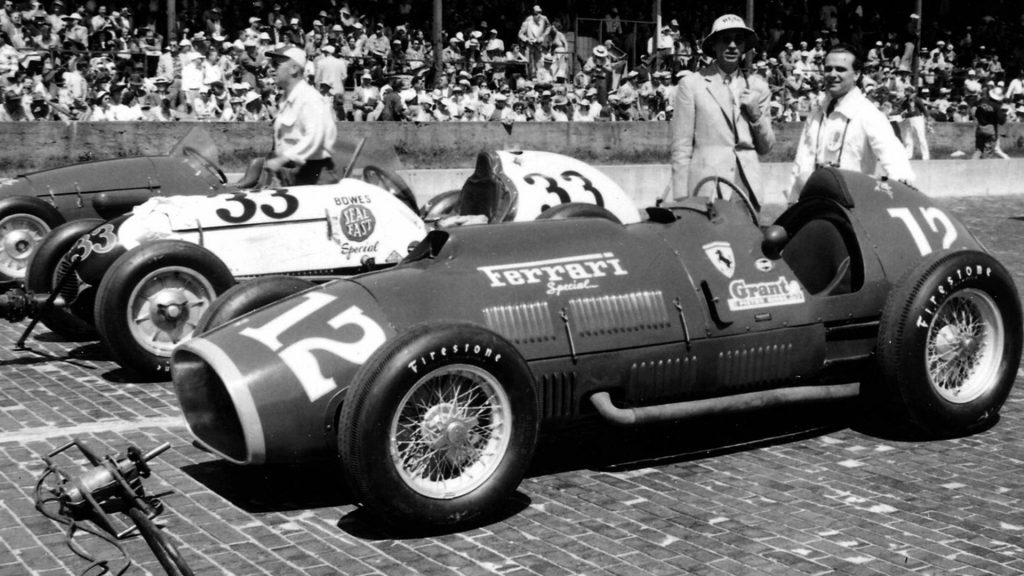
[888,207,958,257]
[239,292,387,402]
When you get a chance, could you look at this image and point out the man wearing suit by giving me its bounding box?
[670,14,774,209]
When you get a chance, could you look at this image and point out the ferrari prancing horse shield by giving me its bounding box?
[703,241,735,278]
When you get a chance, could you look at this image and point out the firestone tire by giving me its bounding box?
[0,196,65,281]
[193,275,315,335]
[876,250,1022,437]
[535,202,622,224]
[24,218,104,339]
[338,322,538,528]
[94,240,235,376]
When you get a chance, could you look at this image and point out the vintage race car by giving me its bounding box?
[0,129,232,281]
[0,149,640,376]
[171,167,1022,528]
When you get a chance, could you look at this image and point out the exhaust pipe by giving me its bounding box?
[590,383,859,426]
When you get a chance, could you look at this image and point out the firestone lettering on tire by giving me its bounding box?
[916,264,993,329]
[408,343,503,374]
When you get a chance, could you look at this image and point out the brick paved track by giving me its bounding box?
[2,197,1024,575]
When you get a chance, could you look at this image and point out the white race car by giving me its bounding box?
[2,149,640,377]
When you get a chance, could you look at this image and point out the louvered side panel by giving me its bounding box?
[482,302,556,345]
[717,343,794,389]
[569,291,671,337]
[537,371,577,419]
[627,356,699,404]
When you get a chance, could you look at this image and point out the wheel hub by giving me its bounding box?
[3,229,36,259]
[421,403,479,460]
[150,289,191,327]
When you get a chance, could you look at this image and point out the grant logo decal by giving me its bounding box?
[727,276,805,311]
[478,252,628,296]
[339,204,375,242]
[703,241,735,278]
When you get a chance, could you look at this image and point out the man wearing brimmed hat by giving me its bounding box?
[972,86,1009,159]
[517,5,550,78]
[790,44,913,195]
[670,14,774,207]
[264,46,337,185]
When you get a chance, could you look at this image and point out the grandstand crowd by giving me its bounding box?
[1,0,1023,124]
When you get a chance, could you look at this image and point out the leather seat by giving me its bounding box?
[457,151,515,223]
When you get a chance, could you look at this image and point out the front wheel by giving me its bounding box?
[94,240,235,376]
[338,322,538,528]
[24,218,104,338]
[876,250,1022,436]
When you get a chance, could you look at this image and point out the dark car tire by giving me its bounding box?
[0,196,65,281]
[94,240,235,376]
[536,202,623,224]
[24,218,104,338]
[338,322,539,528]
[362,165,418,213]
[193,275,315,335]
[876,250,1022,437]
[420,190,461,221]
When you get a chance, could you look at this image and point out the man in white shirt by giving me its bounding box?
[265,47,338,185]
[790,44,914,198]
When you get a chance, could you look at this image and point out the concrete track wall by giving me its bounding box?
[402,159,1024,208]
[2,121,1024,174]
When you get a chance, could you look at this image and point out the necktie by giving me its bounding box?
[826,98,837,116]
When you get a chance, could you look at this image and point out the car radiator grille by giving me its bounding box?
[53,255,82,302]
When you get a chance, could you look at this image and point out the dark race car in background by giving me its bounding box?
[0,128,228,281]
[0,148,640,376]
[172,167,1022,529]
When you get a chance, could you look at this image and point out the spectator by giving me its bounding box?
[315,44,346,95]
[898,86,930,160]
[517,5,549,78]
[973,86,1009,159]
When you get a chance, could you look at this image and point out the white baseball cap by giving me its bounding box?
[267,46,307,67]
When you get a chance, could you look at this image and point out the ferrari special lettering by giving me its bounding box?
[241,292,386,401]
[727,276,806,311]
[478,253,628,289]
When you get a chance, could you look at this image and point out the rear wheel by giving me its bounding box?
[94,240,235,376]
[876,250,1022,436]
[0,197,65,281]
[25,219,104,338]
[338,322,538,528]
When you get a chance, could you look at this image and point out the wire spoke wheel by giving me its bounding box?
[0,213,49,279]
[127,266,215,357]
[390,364,512,499]
[926,288,1004,404]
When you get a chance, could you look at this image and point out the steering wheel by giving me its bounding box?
[362,165,418,213]
[691,176,759,226]
[182,147,227,184]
